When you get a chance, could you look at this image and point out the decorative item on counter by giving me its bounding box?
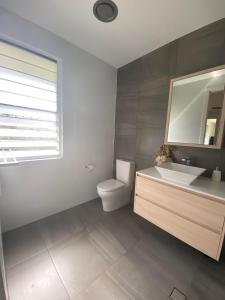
[155,144,173,166]
[212,166,221,182]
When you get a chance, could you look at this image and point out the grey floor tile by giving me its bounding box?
[134,227,203,293]
[6,251,69,300]
[107,218,203,299]
[96,206,144,252]
[49,232,110,298]
[63,206,86,236]
[75,273,134,300]
[3,223,46,269]
[75,198,107,227]
[37,209,85,249]
[186,255,225,300]
[108,250,169,300]
[87,222,126,263]
[4,199,225,300]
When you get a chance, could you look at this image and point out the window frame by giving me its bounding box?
[0,35,63,165]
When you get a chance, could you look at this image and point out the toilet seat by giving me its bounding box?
[97,179,125,192]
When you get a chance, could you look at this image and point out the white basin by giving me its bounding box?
[155,162,206,185]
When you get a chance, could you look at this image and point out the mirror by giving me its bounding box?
[165,65,225,148]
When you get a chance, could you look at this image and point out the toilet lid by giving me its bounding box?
[97,179,124,192]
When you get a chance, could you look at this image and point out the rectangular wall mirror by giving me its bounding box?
[165,65,225,148]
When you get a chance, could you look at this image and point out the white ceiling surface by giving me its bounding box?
[1,0,225,68]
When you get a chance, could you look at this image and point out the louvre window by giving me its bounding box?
[0,41,61,164]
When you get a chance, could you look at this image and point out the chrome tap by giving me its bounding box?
[181,157,191,166]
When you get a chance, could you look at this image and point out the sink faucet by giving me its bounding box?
[181,157,191,166]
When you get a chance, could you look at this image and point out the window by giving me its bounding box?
[0,40,61,164]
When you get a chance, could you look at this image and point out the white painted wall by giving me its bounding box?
[0,8,117,232]
[0,221,7,300]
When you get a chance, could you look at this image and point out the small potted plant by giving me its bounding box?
[155,144,172,166]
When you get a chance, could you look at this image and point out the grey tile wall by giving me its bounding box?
[115,18,225,177]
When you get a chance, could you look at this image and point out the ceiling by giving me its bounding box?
[1,0,225,68]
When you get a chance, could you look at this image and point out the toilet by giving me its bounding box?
[97,159,135,212]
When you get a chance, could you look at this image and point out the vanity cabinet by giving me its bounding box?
[134,172,225,261]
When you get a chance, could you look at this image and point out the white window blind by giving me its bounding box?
[0,41,61,163]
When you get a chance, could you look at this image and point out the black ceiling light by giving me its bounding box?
[93,0,118,23]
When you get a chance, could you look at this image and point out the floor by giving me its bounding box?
[3,198,225,300]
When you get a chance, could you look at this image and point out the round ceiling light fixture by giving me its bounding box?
[93,0,118,23]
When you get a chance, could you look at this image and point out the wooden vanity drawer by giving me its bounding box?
[134,195,221,259]
[135,175,225,233]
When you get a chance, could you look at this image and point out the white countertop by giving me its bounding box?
[137,167,225,203]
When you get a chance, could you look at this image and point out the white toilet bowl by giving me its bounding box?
[97,160,135,212]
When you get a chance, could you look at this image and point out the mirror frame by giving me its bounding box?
[165,64,225,149]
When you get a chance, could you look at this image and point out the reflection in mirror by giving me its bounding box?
[166,66,225,148]
[203,90,223,145]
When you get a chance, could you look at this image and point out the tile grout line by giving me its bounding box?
[45,227,108,299]
[87,225,127,262]
[106,270,136,299]
[101,235,147,299]
[71,216,139,298]
[75,249,133,299]
[46,245,72,300]
[4,248,47,272]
